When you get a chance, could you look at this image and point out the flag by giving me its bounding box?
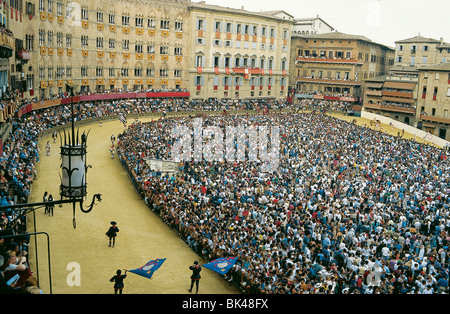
[129,258,166,280]
[119,114,127,124]
[202,257,237,275]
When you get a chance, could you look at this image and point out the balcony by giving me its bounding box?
[364,103,416,114]
[297,76,362,86]
[17,49,31,61]
[420,114,450,125]
[365,90,383,97]
[0,31,14,58]
[232,67,264,75]
[382,90,414,98]
[296,56,364,65]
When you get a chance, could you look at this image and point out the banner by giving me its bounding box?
[129,258,166,280]
[202,257,237,275]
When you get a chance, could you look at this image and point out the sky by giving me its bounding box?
[198,0,450,48]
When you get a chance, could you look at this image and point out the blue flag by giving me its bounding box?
[129,258,166,279]
[202,257,237,275]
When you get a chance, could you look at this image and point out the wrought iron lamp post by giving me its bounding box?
[0,93,102,228]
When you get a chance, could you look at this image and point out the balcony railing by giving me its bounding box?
[296,56,364,65]
[364,103,416,114]
[296,76,362,86]
[0,32,14,50]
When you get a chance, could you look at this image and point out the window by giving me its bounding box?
[56,67,64,79]
[261,27,266,37]
[25,35,34,51]
[196,19,205,30]
[135,44,143,53]
[109,68,115,77]
[56,2,63,16]
[66,67,72,78]
[215,21,221,32]
[81,8,88,20]
[146,68,154,76]
[39,67,45,80]
[96,37,104,49]
[160,46,168,55]
[196,55,204,67]
[252,26,258,36]
[47,31,53,47]
[422,56,427,64]
[174,69,182,77]
[81,66,88,77]
[81,35,88,47]
[47,0,53,13]
[236,24,242,34]
[135,17,143,27]
[66,34,72,48]
[398,45,403,51]
[160,19,169,30]
[122,40,129,50]
[159,69,168,77]
[175,21,183,31]
[270,28,276,38]
[109,14,115,24]
[96,67,103,77]
[109,39,115,49]
[196,38,204,45]
[226,23,232,33]
[174,47,182,55]
[134,67,143,77]
[56,32,63,48]
[147,45,155,54]
[148,18,156,29]
[97,11,103,23]
[423,45,429,52]
[39,0,45,11]
[122,15,129,26]
[120,68,128,77]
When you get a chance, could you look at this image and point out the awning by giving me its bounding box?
[382,96,415,104]
[365,82,383,89]
[383,81,416,90]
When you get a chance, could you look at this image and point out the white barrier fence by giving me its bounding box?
[360,110,449,148]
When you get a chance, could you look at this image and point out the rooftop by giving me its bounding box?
[190,2,294,23]
[292,31,394,50]
[395,35,442,44]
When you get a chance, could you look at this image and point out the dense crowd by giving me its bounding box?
[0,92,448,294]
[117,112,450,294]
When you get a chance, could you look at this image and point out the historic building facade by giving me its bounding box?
[187,2,293,100]
[362,35,450,138]
[290,31,395,101]
[19,0,191,99]
[11,0,293,100]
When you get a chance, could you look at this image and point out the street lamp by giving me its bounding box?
[0,92,102,228]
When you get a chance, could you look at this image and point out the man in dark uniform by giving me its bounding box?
[188,261,201,294]
[106,221,119,247]
[110,269,127,294]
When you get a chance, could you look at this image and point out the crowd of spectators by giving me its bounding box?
[117,111,449,294]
